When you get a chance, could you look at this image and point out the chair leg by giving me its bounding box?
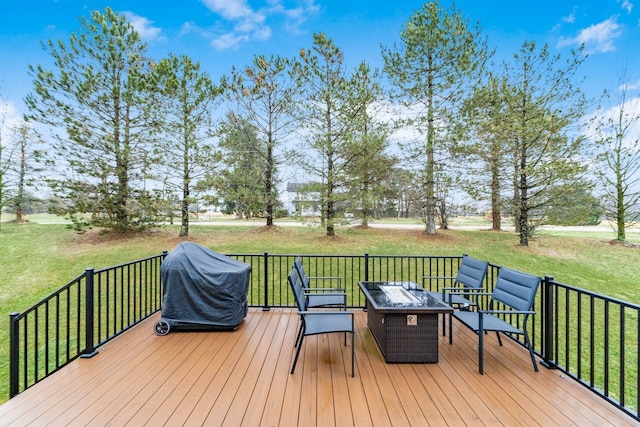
[448,312,453,345]
[351,330,355,377]
[496,331,503,346]
[291,333,304,374]
[294,321,304,348]
[478,313,484,375]
[524,330,539,372]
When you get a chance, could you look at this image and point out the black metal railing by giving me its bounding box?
[9,252,167,397]
[7,252,640,421]
[537,277,640,421]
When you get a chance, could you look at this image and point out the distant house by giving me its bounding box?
[283,182,321,217]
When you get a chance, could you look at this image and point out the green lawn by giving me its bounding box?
[1,221,639,403]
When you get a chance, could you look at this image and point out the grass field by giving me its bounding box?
[1,219,639,403]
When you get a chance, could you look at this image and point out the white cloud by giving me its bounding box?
[583,96,640,151]
[268,0,320,31]
[562,7,577,24]
[211,33,249,50]
[123,11,166,42]
[558,16,621,53]
[197,0,318,50]
[619,0,634,13]
[201,0,255,20]
[0,100,22,147]
[620,79,640,91]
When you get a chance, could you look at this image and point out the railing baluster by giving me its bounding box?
[620,306,625,407]
[565,287,570,369]
[262,252,269,311]
[604,300,610,397]
[577,292,582,378]
[590,296,595,388]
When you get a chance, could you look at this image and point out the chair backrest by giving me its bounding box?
[293,257,310,288]
[456,255,489,290]
[288,266,307,311]
[491,267,541,311]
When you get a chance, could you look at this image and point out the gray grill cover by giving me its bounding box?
[160,242,251,330]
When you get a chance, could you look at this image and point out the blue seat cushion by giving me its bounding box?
[303,312,353,335]
[453,311,523,335]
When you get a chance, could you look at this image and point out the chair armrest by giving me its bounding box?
[448,291,492,297]
[304,291,346,296]
[308,276,341,281]
[442,286,483,292]
[306,287,346,292]
[479,309,536,315]
[445,290,490,306]
[299,310,353,316]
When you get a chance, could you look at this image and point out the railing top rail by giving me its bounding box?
[547,277,640,310]
[93,252,167,274]
[16,273,86,319]
[226,253,465,258]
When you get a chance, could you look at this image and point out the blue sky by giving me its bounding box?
[1,0,639,123]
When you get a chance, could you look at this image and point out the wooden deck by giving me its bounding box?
[1,309,637,426]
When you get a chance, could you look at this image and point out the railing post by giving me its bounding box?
[82,268,98,358]
[541,275,556,369]
[262,252,270,311]
[362,253,370,310]
[9,312,20,398]
[364,253,369,282]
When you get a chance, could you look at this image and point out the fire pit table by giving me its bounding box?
[358,281,453,363]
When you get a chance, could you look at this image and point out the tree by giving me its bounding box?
[591,80,640,241]
[152,54,221,237]
[501,41,589,246]
[544,183,602,226]
[10,122,44,223]
[0,96,18,229]
[295,33,378,236]
[221,54,301,226]
[382,1,490,234]
[215,112,268,219]
[343,62,394,226]
[25,7,159,232]
[459,74,513,231]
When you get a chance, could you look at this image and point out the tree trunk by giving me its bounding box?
[438,198,448,230]
[15,129,26,223]
[180,190,189,237]
[424,59,436,235]
[490,152,501,231]
[326,161,335,236]
[265,143,274,227]
[518,147,529,246]
[616,163,626,241]
[180,132,190,237]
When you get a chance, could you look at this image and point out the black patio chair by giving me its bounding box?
[288,267,355,377]
[423,254,489,335]
[294,257,346,309]
[449,267,541,374]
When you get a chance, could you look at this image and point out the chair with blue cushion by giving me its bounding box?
[294,257,346,309]
[288,267,355,377]
[449,267,541,374]
[423,254,489,335]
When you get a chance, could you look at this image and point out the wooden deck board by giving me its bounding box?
[1,308,638,427]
